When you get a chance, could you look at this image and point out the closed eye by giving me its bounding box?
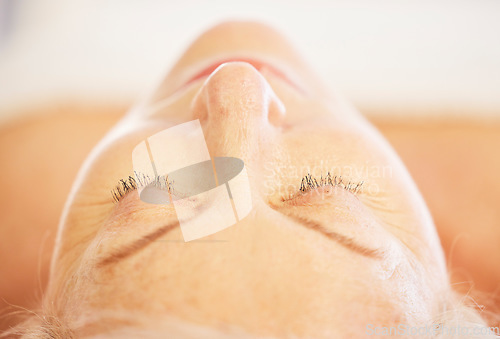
[111,172,173,203]
[282,172,364,203]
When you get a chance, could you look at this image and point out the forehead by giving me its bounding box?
[73,205,416,333]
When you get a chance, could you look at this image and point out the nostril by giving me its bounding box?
[190,62,285,126]
[267,86,286,126]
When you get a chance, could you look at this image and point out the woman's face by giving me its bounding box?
[51,22,448,337]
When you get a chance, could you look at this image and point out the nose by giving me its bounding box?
[191,62,285,158]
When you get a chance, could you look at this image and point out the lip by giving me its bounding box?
[178,57,305,95]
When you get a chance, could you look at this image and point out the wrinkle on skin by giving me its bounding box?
[44,22,451,338]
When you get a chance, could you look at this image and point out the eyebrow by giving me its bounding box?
[96,221,179,267]
[279,212,383,260]
[96,208,382,267]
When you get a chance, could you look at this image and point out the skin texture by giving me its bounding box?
[0,21,498,337]
[46,22,448,338]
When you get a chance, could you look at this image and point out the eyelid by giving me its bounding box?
[111,176,138,203]
[108,185,177,223]
[282,173,364,204]
[114,172,364,205]
[111,172,173,203]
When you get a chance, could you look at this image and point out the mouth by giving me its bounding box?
[178,57,305,94]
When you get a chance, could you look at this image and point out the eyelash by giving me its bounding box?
[111,172,172,203]
[298,172,364,195]
[111,172,363,203]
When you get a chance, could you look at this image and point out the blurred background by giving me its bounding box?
[1,0,499,122]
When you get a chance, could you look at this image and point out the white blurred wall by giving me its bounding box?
[0,0,499,121]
